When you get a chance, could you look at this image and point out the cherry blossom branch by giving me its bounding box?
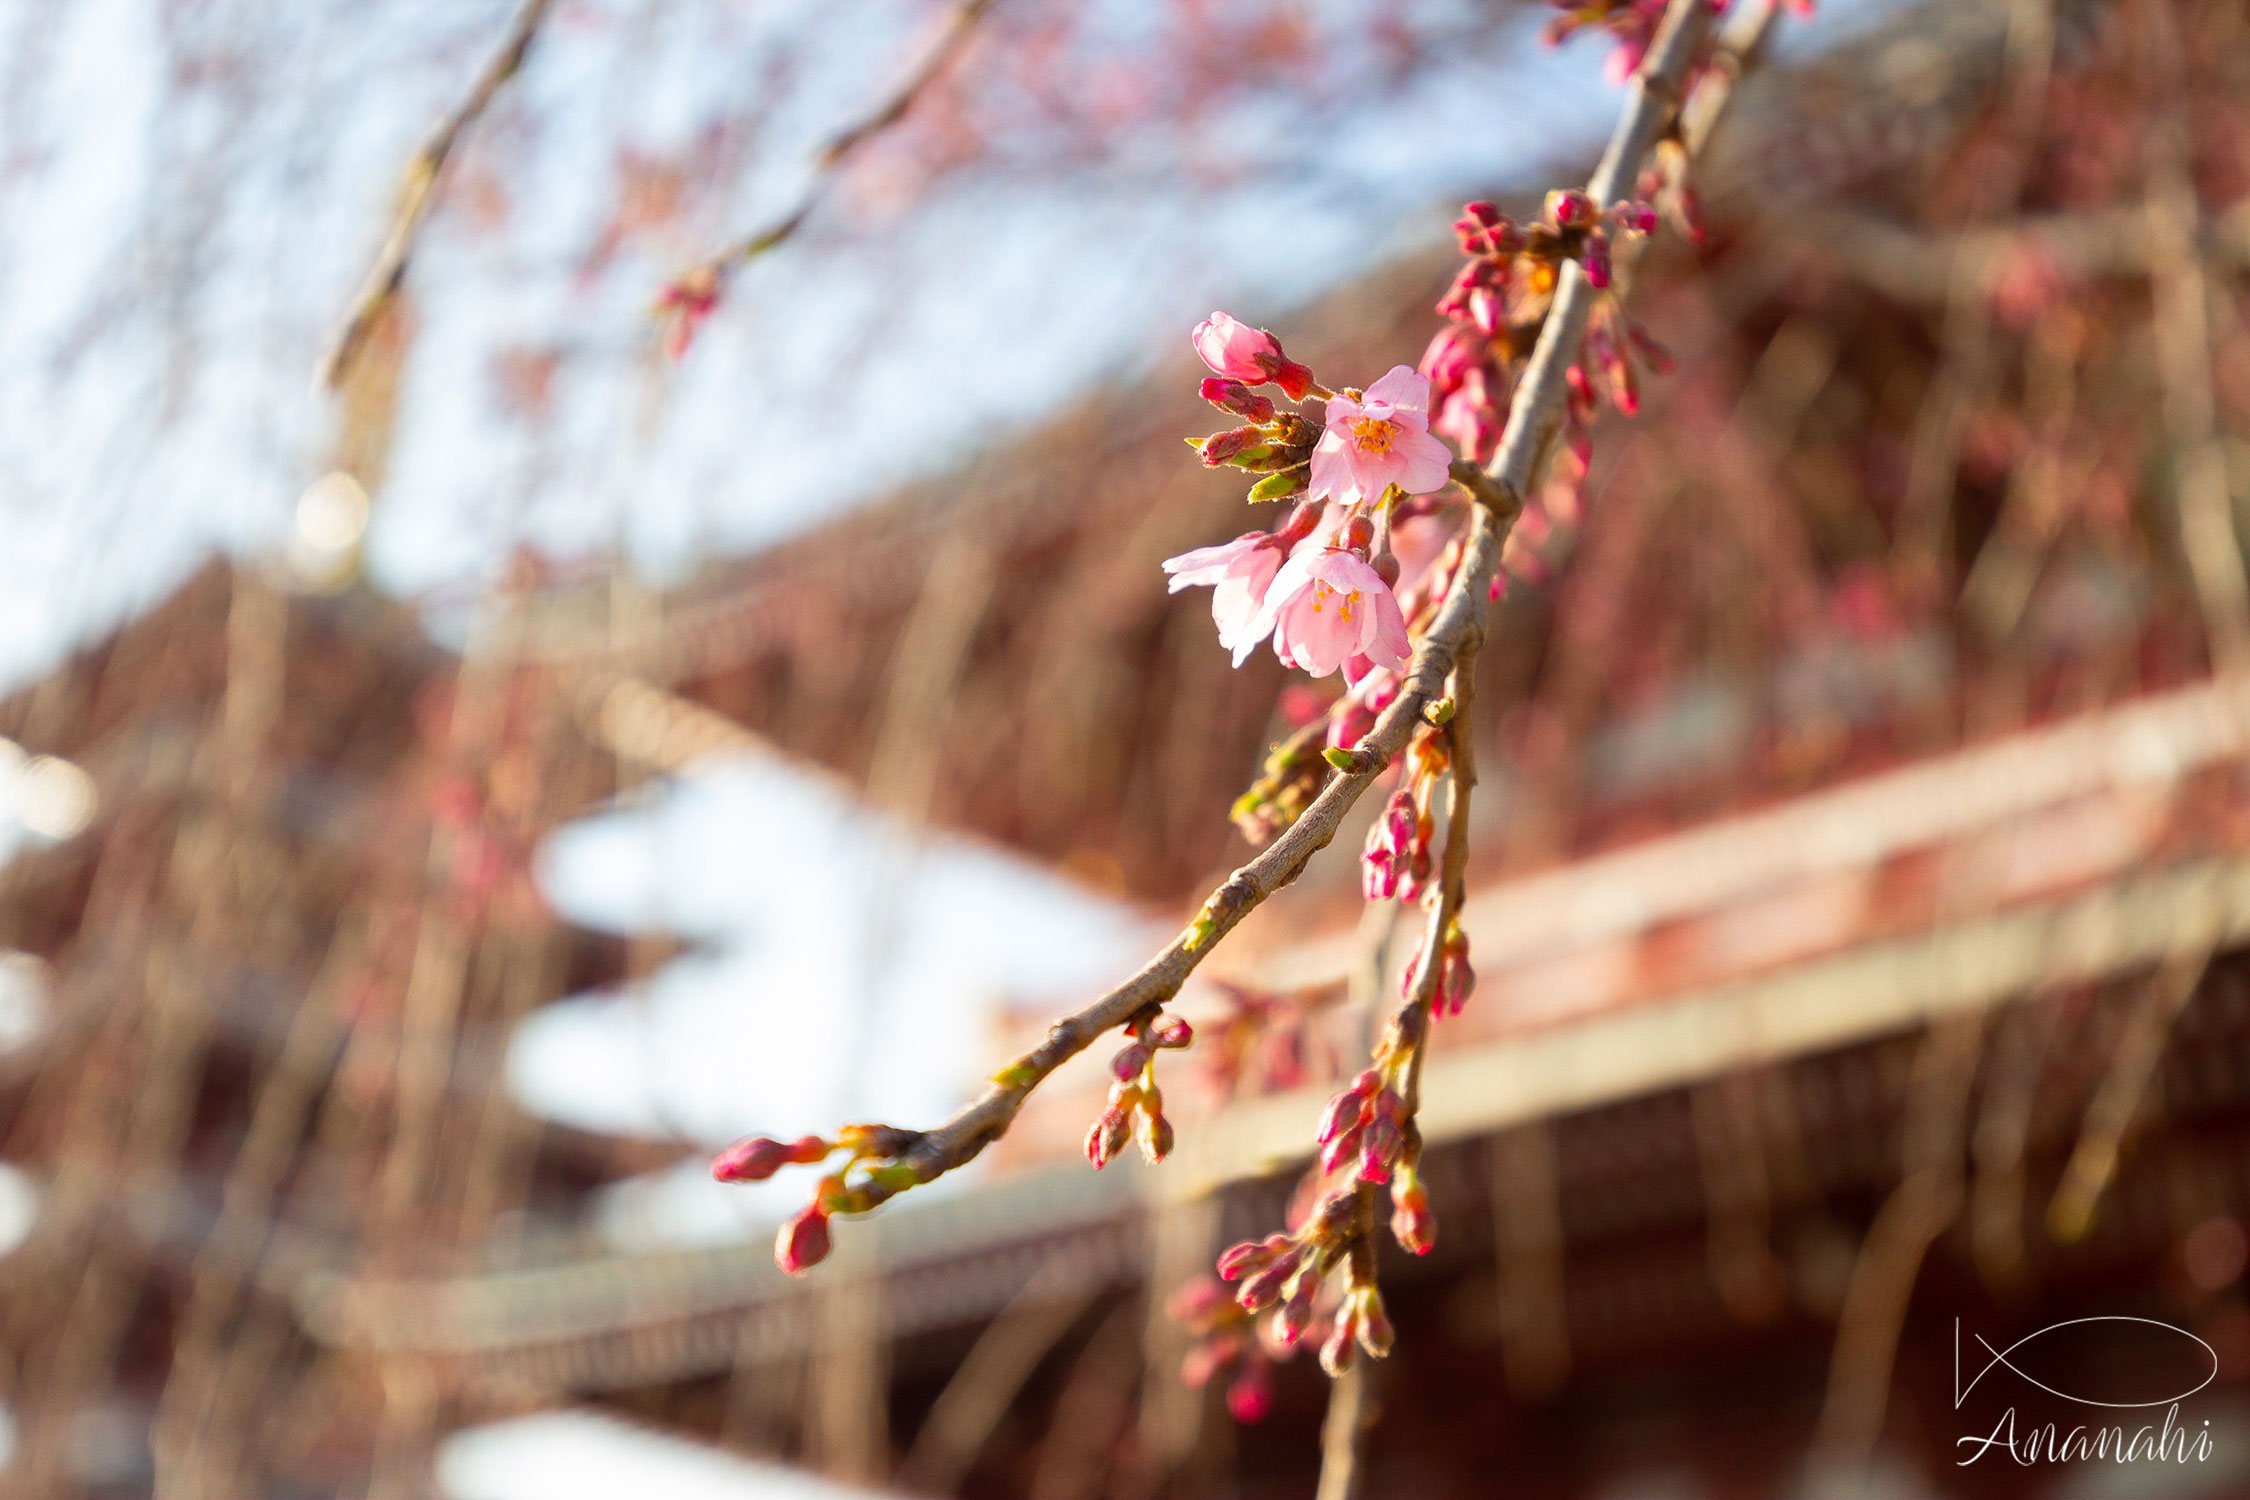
[655,0,996,354]
[317,0,556,390]
[723,0,1725,1275]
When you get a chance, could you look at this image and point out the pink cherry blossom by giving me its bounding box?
[1162,533,1288,666]
[1249,547,1411,678]
[1308,366,1454,508]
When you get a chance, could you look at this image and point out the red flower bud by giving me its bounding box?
[1353,1287,1396,1358]
[1136,1105,1176,1164]
[1320,1309,1359,1376]
[1546,189,1596,228]
[1197,426,1263,466]
[775,1205,832,1275]
[1275,1273,1319,1346]
[1584,233,1613,290]
[1390,1172,1435,1256]
[1152,1016,1194,1049]
[711,1135,792,1183]
[1452,201,1521,259]
[1085,1106,1131,1170]
[1358,1115,1404,1183]
[1237,1250,1301,1312]
[1469,285,1505,337]
[1227,1359,1274,1423]
[1200,377,1276,423]
[1612,200,1657,235]
[1319,1121,1366,1177]
[1111,1041,1152,1081]
[1261,353,1317,403]
[1217,1239,1275,1282]
[1316,1088,1365,1149]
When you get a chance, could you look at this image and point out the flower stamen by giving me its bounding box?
[1349,416,1399,456]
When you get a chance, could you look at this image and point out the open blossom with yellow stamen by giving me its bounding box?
[1307,366,1454,507]
[1247,546,1412,679]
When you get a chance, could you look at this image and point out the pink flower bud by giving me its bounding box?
[1584,233,1614,290]
[1452,201,1521,260]
[1419,325,1481,393]
[1179,1340,1226,1390]
[1152,1016,1194,1049]
[1311,1185,1361,1239]
[1085,1106,1131,1170]
[1612,200,1657,235]
[1360,789,1421,902]
[1316,1081,1370,1148]
[655,266,722,360]
[711,1134,792,1183]
[1319,1309,1359,1375]
[1192,312,1282,382]
[1217,1238,1275,1282]
[775,1205,832,1275]
[1136,1104,1176,1164]
[1197,425,1264,467]
[1351,1286,1395,1358]
[1277,498,1327,545]
[1358,1114,1403,1183]
[1390,1172,1435,1256]
[1275,1274,1319,1346]
[1546,189,1596,228]
[1227,1359,1274,1423]
[1110,1042,1151,1081]
[1439,929,1476,1018]
[1469,285,1505,337]
[1237,1251,1300,1313]
[1319,1120,1366,1177]
[1265,354,1316,403]
[1200,377,1276,423]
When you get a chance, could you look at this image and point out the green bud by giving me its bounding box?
[1247,469,1309,503]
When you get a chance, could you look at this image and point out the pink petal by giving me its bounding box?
[1323,392,1365,428]
[1346,448,1408,504]
[1161,535,1257,591]
[1361,588,1412,673]
[1276,595,1358,678]
[1392,428,1455,496]
[1307,435,1356,504]
[1362,365,1430,418]
[1244,551,1316,657]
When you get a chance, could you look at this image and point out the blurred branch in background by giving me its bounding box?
[656,0,1001,357]
[318,0,558,390]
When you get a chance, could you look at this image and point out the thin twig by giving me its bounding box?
[809,0,1718,1223]
[1809,1013,1984,1482]
[1314,1360,1374,1500]
[1312,636,1482,1498]
[2049,949,2210,1241]
[317,0,557,390]
[2140,0,2250,673]
[679,0,996,288]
